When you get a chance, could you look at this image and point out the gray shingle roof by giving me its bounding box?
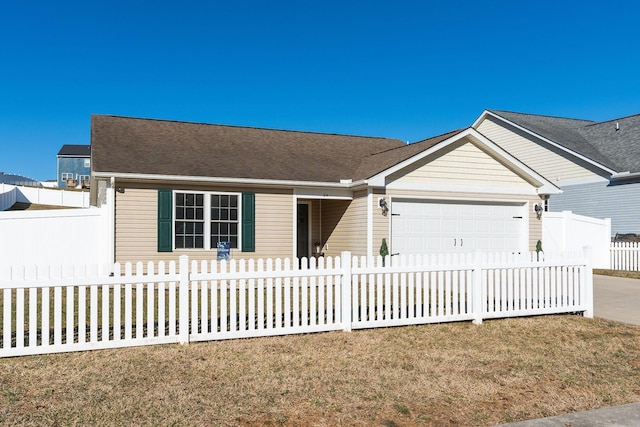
[579,115,640,173]
[91,115,410,183]
[57,145,91,157]
[488,110,640,173]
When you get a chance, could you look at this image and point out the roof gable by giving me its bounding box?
[368,128,560,194]
[476,110,640,174]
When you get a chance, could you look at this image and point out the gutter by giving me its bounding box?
[92,171,369,190]
[611,171,640,181]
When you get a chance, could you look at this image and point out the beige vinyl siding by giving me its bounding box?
[388,137,531,191]
[321,191,368,258]
[383,189,542,251]
[114,184,293,265]
[372,188,390,257]
[476,117,601,183]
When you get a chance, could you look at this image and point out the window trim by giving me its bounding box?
[172,190,242,251]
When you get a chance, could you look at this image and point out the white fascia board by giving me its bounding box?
[92,171,364,190]
[476,111,618,176]
[471,109,491,129]
[367,128,561,195]
[294,187,353,200]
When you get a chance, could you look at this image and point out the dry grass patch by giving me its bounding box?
[1,315,639,426]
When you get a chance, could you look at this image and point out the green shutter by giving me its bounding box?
[241,192,255,252]
[158,189,173,252]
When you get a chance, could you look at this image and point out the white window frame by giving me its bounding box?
[61,172,74,180]
[84,159,91,168]
[173,190,242,251]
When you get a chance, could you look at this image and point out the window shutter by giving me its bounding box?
[158,189,173,252]
[242,192,255,252]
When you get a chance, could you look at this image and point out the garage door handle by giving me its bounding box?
[461,238,463,247]
[454,238,456,247]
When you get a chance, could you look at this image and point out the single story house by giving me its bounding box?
[90,115,559,265]
[473,110,640,235]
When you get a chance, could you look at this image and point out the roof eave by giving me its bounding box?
[92,171,367,189]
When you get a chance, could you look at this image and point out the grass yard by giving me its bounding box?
[1,315,639,426]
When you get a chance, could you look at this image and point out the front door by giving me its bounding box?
[296,203,310,261]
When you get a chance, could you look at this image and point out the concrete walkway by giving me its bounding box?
[494,402,640,426]
[593,274,640,326]
[496,274,640,426]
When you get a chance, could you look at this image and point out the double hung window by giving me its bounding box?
[174,191,240,250]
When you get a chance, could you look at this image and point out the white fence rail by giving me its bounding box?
[0,207,110,266]
[610,242,640,271]
[0,250,593,358]
[542,211,611,269]
[0,183,90,208]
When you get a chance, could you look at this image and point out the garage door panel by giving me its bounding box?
[459,219,475,233]
[407,218,425,233]
[391,200,525,255]
[441,219,458,233]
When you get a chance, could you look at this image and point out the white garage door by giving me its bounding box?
[391,199,526,256]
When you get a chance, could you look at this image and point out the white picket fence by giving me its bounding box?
[610,242,640,271]
[0,249,593,358]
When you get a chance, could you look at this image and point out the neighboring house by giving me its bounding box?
[473,110,640,235]
[90,115,559,265]
[57,144,91,188]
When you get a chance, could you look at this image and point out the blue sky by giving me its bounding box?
[2,1,640,182]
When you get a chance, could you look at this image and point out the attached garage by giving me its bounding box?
[390,198,527,256]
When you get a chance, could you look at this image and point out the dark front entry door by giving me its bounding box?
[297,203,309,260]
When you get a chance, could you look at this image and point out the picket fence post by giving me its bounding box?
[472,250,483,325]
[341,251,352,332]
[582,246,594,318]
[178,255,190,344]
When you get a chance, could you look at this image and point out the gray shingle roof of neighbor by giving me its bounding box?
[579,114,640,173]
[91,115,412,183]
[57,144,91,157]
[488,110,640,173]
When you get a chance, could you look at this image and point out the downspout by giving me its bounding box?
[319,199,322,251]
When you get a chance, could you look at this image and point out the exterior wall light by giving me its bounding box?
[534,203,543,220]
[379,198,388,216]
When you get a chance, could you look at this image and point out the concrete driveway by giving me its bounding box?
[593,274,640,326]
